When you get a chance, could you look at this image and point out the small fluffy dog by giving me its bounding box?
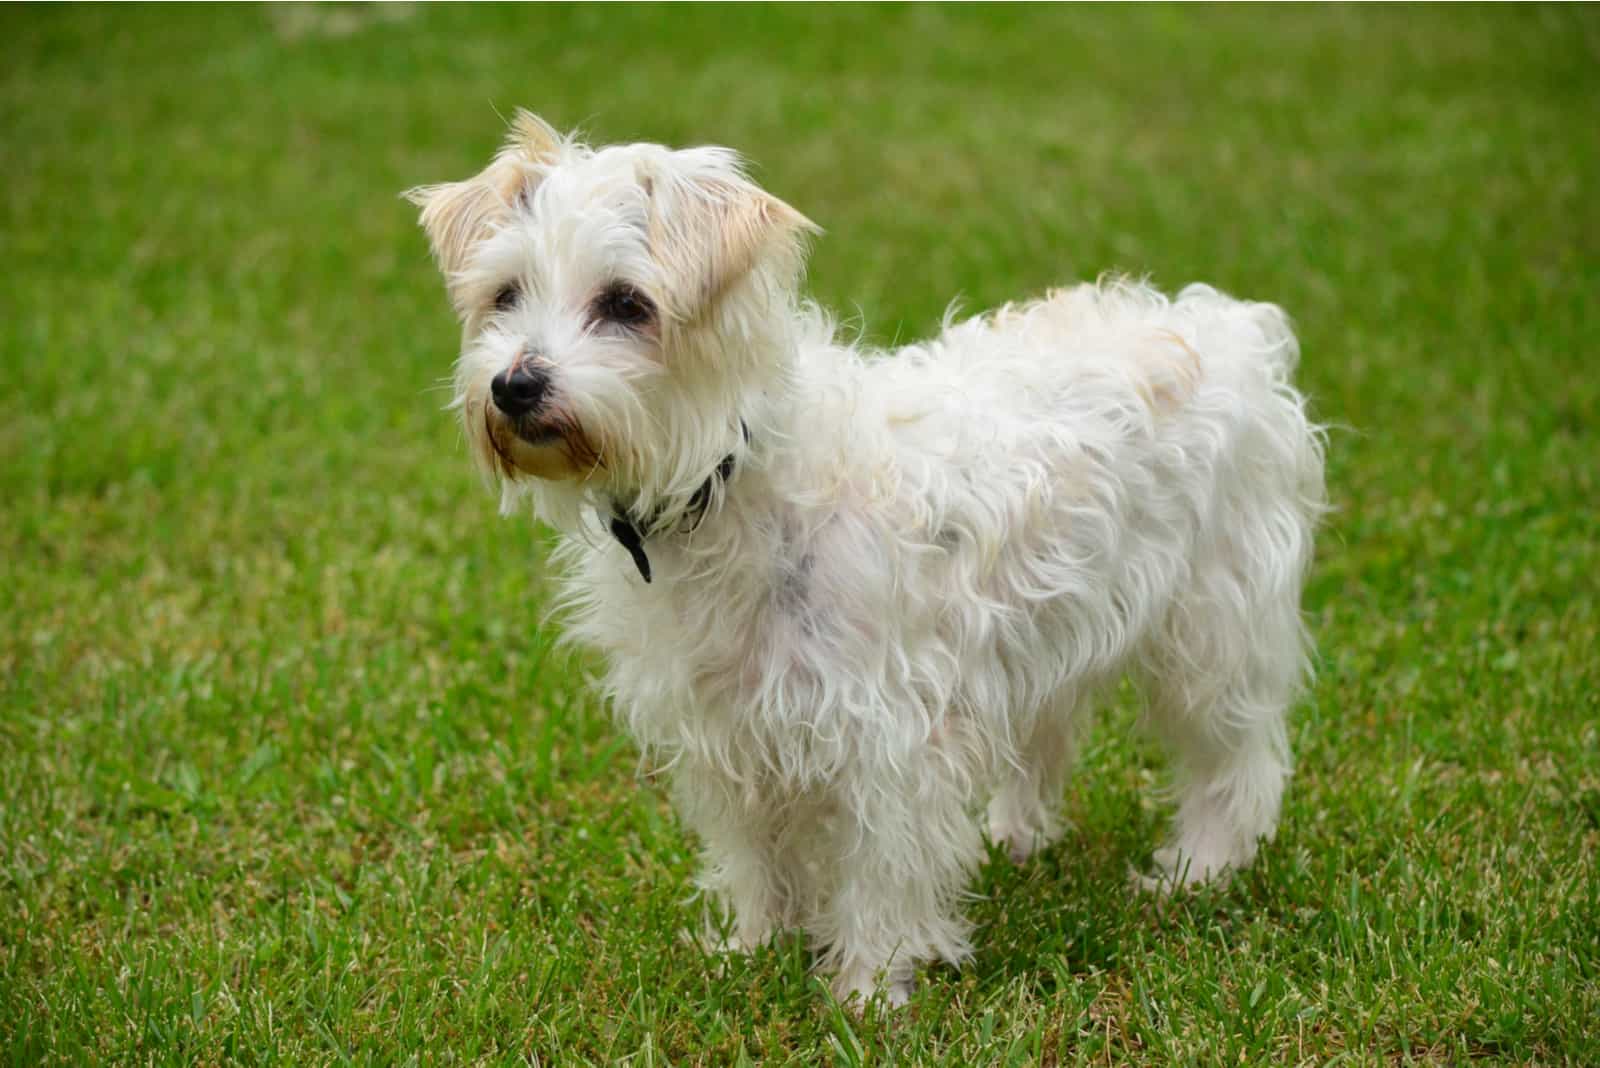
[408,112,1326,1006]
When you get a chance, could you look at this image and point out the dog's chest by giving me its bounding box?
[580,505,927,765]
[662,521,837,692]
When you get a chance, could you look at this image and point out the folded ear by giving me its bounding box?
[405,110,564,289]
[643,150,819,323]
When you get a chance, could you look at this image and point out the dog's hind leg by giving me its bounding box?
[985,696,1083,863]
[1138,545,1310,890]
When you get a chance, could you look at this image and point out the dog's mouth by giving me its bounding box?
[481,402,601,482]
[508,419,563,447]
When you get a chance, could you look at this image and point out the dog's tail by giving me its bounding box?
[1176,282,1300,383]
[1173,283,1327,536]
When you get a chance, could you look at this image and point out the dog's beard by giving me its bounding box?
[477,399,602,483]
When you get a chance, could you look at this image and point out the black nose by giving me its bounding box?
[489,364,549,418]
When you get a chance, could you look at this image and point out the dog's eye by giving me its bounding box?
[492,283,519,312]
[594,284,654,327]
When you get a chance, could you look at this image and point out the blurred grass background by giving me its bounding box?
[2,4,1597,1063]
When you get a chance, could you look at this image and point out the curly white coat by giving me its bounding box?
[410,113,1327,1005]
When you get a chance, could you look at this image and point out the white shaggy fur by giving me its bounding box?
[409,112,1326,1006]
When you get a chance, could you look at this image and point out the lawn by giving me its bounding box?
[3,4,1597,1064]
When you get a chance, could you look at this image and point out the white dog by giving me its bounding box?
[408,112,1326,1006]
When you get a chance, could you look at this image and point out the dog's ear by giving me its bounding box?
[405,110,563,300]
[642,150,819,323]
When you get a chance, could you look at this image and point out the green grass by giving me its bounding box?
[3,4,1597,1063]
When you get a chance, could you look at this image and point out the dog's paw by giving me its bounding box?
[1133,842,1238,894]
[985,807,1065,865]
[829,964,912,1012]
[989,823,1043,865]
[679,923,771,960]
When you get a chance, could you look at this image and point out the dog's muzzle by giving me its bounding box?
[479,366,592,481]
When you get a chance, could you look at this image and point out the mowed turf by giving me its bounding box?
[3,5,1597,1064]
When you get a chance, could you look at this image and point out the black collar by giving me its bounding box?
[606,426,745,583]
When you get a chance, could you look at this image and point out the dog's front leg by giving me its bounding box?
[813,752,984,1008]
[671,765,793,954]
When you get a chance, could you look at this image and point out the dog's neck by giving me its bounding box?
[604,420,749,583]
[595,308,811,583]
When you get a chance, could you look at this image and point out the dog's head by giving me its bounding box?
[407,111,816,523]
